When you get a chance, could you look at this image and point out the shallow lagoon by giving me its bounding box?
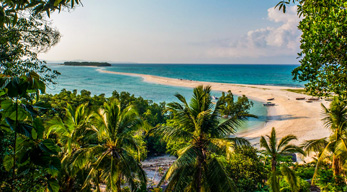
[47,64,274,131]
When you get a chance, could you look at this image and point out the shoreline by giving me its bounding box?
[96,68,330,145]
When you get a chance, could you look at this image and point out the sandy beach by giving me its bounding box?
[96,68,331,146]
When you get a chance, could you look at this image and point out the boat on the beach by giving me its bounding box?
[308,97,319,101]
[267,98,274,101]
[211,96,219,100]
[296,97,305,100]
[263,102,275,106]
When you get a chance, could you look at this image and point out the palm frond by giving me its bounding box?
[270,127,277,155]
[301,138,328,156]
[279,144,305,156]
[280,165,299,192]
[277,135,297,151]
[205,157,237,192]
[311,142,333,184]
[213,116,242,137]
[260,136,271,154]
[335,138,347,158]
[161,165,195,192]
[157,124,193,142]
[222,137,251,148]
[165,145,198,181]
[268,171,280,192]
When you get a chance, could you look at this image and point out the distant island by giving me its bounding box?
[63,61,111,67]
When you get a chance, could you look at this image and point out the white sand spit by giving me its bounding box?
[97,68,331,145]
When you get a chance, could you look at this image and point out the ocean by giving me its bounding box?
[46,64,302,131]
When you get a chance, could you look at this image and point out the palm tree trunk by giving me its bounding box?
[196,156,202,192]
[271,157,276,172]
[332,155,340,176]
[196,148,206,192]
[67,177,74,192]
[333,128,341,178]
[96,170,101,192]
[116,174,121,192]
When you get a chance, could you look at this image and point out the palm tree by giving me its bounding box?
[158,85,252,192]
[260,127,304,192]
[260,127,304,172]
[301,97,347,183]
[48,103,93,154]
[48,103,94,191]
[81,99,146,191]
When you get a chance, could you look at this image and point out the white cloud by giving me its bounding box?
[208,6,301,58]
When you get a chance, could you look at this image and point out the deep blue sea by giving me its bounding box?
[46,64,302,131]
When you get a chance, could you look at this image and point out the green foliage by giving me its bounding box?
[0,72,61,191]
[80,99,147,191]
[260,127,305,191]
[64,61,111,66]
[220,90,256,119]
[283,89,310,95]
[275,0,299,13]
[292,0,347,97]
[41,89,168,156]
[0,13,61,84]
[158,86,251,192]
[301,97,347,185]
[225,147,268,192]
[280,165,299,192]
[293,163,315,180]
[260,127,305,171]
[315,168,347,192]
[0,0,82,26]
[279,176,310,192]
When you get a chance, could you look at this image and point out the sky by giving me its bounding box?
[39,0,301,64]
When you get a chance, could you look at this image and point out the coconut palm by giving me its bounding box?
[158,85,252,192]
[260,127,304,192]
[301,97,347,183]
[48,103,93,154]
[81,99,146,191]
[260,127,304,172]
[48,103,95,191]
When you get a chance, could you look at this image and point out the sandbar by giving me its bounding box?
[96,68,331,146]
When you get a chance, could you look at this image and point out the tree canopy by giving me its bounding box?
[276,0,347,97]
[293,0,347,97]
[0,13,61,83]
[0,0,82,26]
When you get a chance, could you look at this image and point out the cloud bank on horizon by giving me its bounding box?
[208,6,301,59]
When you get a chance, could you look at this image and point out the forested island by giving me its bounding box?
[63,61,111,66]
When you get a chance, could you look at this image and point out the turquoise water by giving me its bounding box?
[110,64,303,87]
[46,64,302,131]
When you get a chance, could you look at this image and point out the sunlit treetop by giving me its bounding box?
[0,0,82,26]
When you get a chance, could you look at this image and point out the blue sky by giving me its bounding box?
[39,0,301,64]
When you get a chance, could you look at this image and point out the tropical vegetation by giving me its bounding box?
[260,127,305,192]
[2,80,346,191]
[1,0,347,191]
[157,86,252,192]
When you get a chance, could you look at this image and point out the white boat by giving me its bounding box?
[211,96,218,100]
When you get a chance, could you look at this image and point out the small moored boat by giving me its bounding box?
[296,97,305,100]
[263,102,275,106]
[211,96,218,100]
